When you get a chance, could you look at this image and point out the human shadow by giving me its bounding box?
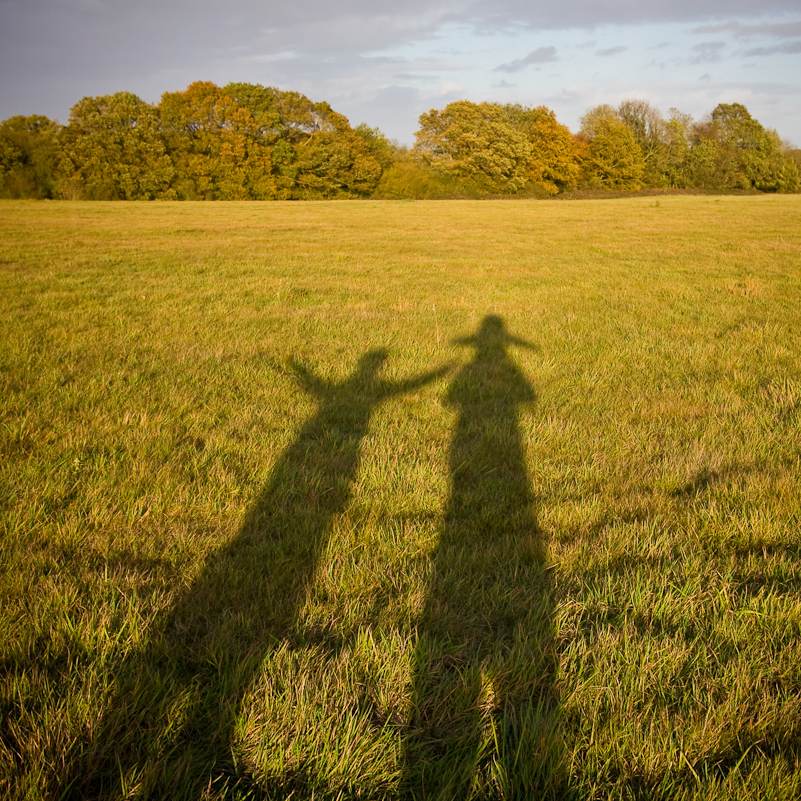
[403,316,563,799]
[69,349,447,799]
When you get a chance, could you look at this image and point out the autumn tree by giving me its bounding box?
[582,100,685,188]
[0,115,61,198]
[222,82,298,197]
[7,82,798,200]
[159,82,277,200]
[414,101,530,194]
[501,105,578,194]
[57,93,174,199]
[224,83,383,199]
[579,109,644,190]
[353,123,395,171]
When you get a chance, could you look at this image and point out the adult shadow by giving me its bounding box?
[69,349,446,799]
[403,316,563,799]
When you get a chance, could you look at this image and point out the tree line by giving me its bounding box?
[1,81,799,200]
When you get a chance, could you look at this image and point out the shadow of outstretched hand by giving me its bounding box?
[67,348,450,799]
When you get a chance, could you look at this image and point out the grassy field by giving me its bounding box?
[1,196,800,800]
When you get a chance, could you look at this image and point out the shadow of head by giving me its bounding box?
[357,348,389,373]
[476,314,506,345]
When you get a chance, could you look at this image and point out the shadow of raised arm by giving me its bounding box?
[506,334,539,352]
[287,356,328,398]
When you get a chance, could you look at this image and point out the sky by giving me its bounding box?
[1,0,800,147]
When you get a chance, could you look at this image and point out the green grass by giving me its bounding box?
[1,196,800,800]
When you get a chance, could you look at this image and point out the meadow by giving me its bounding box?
[0,196,799,800]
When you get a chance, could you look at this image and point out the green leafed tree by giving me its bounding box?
[291,104,382,199]
[615,99,671,187]
[686,103,798,192]
[578,105,618,139]
[744,127,799,193]
[57,93,174,200]
[414,101,531,194]
[0,115,61,198]
[373,147,475,199]
[661,109,693,189]
[785,145,801,173]
[579,112,644,190]
[353,123,395,171]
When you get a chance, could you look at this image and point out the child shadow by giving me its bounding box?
[403,315,563,799]
[70,348,447,799]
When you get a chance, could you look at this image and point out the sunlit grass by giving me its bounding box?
[1,196,800,799]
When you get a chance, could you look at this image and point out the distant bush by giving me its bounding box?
[374,153,483,199]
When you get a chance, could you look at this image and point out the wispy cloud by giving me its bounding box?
[494,46,558,73]
[596,46,627,56]
[693,20,801,38]
[745,40,801,56]
[690,40,727,63]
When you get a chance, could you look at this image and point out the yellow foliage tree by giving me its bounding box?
[415,101,530,194]
[159,82,277,200]
[503,105,578,195]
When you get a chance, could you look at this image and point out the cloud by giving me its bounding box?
[493,79,516,88]
[596,46,627,56]
[690,40,727,63]
[495,46,558,73]
[3,2,801,71]
[744,40,801,56]
[244,2,801,53]
[2,0,801,145]
[693,20,801,39]
[373,85,420,107]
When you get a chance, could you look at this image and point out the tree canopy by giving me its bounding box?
[0,115,60,198]
[580,115,645,190]
[414,101,530,194]
[1,85,798,199]
[58,92,174,200]
[503,105,579,194]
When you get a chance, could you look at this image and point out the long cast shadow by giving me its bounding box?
[403,315,563,799]
[70,349,445,799]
